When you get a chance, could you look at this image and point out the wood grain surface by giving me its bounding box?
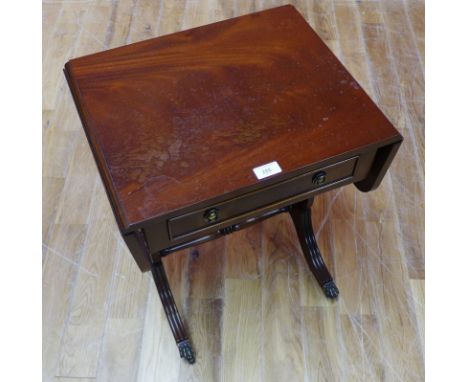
[64,5,400,230]
[43,1,424,381]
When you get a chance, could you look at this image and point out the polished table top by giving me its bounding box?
[64,5,400,232]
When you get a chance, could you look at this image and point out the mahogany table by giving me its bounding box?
[64,5,402,364]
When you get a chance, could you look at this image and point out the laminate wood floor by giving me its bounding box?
[43,1,424,381]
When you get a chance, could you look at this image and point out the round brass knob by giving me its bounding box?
[312,171,327,186]
[204,208,219,223]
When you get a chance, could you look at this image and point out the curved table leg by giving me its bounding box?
[289,198,339,299]
[151,259,196,364]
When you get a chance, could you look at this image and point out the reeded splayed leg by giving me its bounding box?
[289,198,339,299]
[150,259,195,364]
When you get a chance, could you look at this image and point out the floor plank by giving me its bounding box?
[262,215,304,382]
[222,278,262,382]
[95,239,149,382]
[43,224,87,382]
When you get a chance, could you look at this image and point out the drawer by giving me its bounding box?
[168,156,358,239]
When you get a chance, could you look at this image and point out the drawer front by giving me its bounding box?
[168,156,358,239]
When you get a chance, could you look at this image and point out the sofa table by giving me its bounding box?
[64,5,402,364]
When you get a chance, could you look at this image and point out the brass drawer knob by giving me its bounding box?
[204,208,219,223]
[312,171,327,186]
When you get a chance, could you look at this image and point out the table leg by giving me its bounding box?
[151,259,195,364]
[289,198,339,299]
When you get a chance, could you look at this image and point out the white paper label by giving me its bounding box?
[253,161,282,180]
